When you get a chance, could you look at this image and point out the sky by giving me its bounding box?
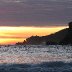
[0,0,71,44]
[0,0,72,26]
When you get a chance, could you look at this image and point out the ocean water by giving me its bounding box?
[0,45,72,72]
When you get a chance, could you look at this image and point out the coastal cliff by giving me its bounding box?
[16,22,72,45]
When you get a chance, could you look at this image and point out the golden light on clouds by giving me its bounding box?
[0,26,68,45]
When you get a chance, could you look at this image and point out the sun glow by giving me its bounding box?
[0,26,68,45]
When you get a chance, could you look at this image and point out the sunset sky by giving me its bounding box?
[0,0,72,44]
[0,26,67,45]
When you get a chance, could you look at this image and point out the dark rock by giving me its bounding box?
[59,22,72,45]
[46,41,57,45]
[69,22,72,29]
[16,22,71,45]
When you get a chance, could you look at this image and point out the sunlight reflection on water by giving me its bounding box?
[0,45,72,64]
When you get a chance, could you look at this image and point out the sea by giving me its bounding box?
[0,45,72,72]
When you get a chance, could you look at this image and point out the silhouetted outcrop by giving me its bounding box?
[16,22,72,45]
[16,40,27,45]
[46,41,57,45]
[16,29,68,45]
[26,36,44,45]
[59,22,72,45]
[25,28,68,45]
[45,28,68,45]
[69,22,72,29]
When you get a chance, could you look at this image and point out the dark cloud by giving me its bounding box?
[0,0,72,26]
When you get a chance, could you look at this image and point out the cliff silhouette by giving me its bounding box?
[16,22,72,45]
[59,22,72,45]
